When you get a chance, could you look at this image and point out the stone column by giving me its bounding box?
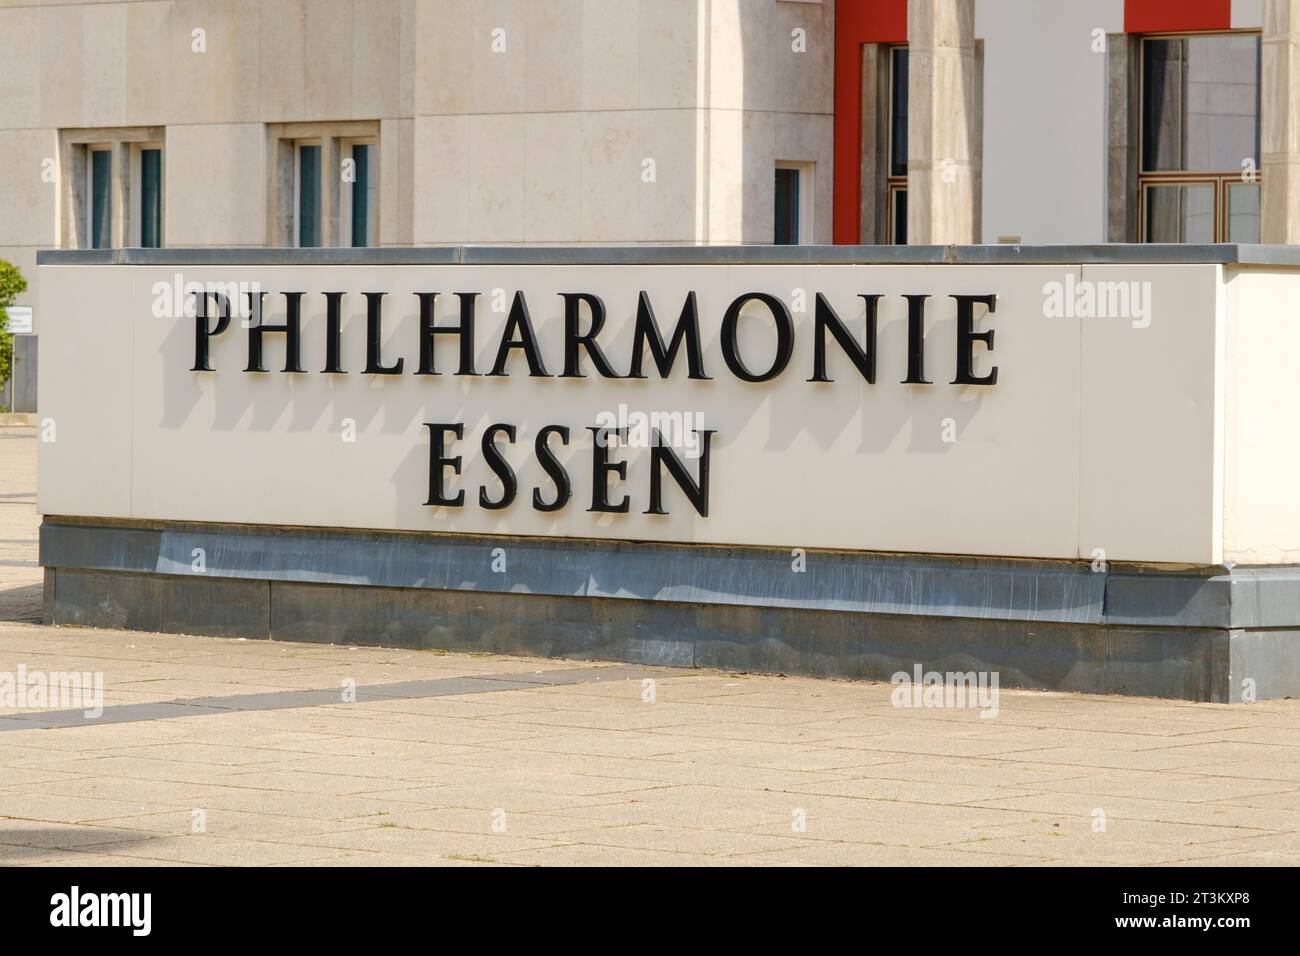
[1263,0,1300,243]
[906,0,979,244]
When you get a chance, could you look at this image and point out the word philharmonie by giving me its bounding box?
[186,287,1001,517]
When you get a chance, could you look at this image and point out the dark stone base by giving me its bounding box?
[38,518,1300,703]
[37,568,1293,705]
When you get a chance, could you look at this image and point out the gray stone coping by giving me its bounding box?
[34,243,1300,267]
[38,517,1300,630]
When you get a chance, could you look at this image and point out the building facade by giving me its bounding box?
[0,0,1292,410]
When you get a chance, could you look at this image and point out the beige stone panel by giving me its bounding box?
[639,0,700,110]
[353,0,403,120]
[733,0,769,111]
[705,108,745,244]
[36,264,134,520]
[771,0,833,115]
[398,0,415,115]
[523,113,582,243]
[524,0,582,113]
[739,109,775,243]
[471,0,527,115]
[167,0,215,124]
[259,0,307,121]
[210,0,262,123]
[162,125,212,246]
[704,0,747,111]
[0,130,57,247]
[580,111,639,242]
[772,111,833,243]
[210,124,267,246]
[1077,265,1223,564]
[1222,269,1300,563]
[306,0,354,120]
[379,117,414,245]
[467,113,526,243]
[581,0,638,111]
[39,3,84,128]
[0,6,40,129]
[412,0,474,115]
[124,1,172,126]
[636,109,699,242]
[163,124,266,246]
[907,48,974,164]
[412,114,469,243]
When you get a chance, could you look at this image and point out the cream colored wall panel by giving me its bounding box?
[771,0,833,115]
[523,113,582,243]
[740,110,774,242]
[39,4,83,127]
[705,109,745,243]
[398,0,415,116]
[1222,269,1300,563]
[258,0,307,121]
[1077,265,1223,565]
[125,1,172,126]
[82,3,126,128]
[305,0,354,120]
[209,124,267,246]
[636,110,700,242]
[471,0,527,115]
[36,265,134,519]
[162,125,208,245]
[412,115,469,243]
[525,0,582,113]
[164,124,266,246]
[352,0,403,119]
[168,0,216,124]
[467,113,526,243]
[639,0,700,110]
[707,0,748,111]
[34,261,1098,558]
[379,117,414,245]
[0,7,41,129]
[580,112,639,242]
[0,130,57,247]
[413,0,473,115]
[211,0,262,123]
[581,0,638,111]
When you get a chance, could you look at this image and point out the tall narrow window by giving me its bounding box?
[297,144,322,248]
[1139,33,1260,242]
[89,148,113,250]
[886,45,909,245]
[774,167,800,245]
[343,141,378,247]
[139,147,162,248]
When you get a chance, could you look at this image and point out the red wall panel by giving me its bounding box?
[1125,0,1232,34]
[833,0,908,245]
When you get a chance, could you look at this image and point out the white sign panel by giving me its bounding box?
[5,305,32,334]
[37,262,1224,563]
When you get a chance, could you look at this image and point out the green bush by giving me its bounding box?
[0,259,27,388]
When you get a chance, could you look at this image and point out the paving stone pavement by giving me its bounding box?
[2,425,1299,866]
